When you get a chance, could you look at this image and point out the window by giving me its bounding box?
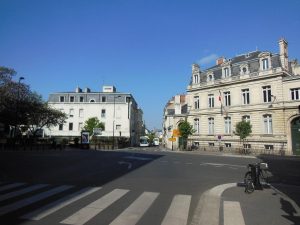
[79,96,84,102]
[242,88,250,105]
[69,122,73,131]
[208,118,214,134]
[59,124,63,131]
[70,96,75,102]
[262,86,272,103]
[242,115,251,123]
[225,143,231,148]
[209,143,215,147]
[244,144,251,149]
[224,91,231,106]
[69,109,74,117]
[90,99,95,103]
[265,145,274,151]
[208,94,214,108]
[101,109,106,118]
[102,96,106,102]
[194,96,200,109]
[194,75,199,84]
[79,109,84,118]
[262,58,269,70]
[291,88,300,100]
[78,122,83,131]
[207,74,214,82]
[224,116,231,134]
[263,114,273,134]
[60,96,65,102]
[224,67,230,77]
[194,118,200,134]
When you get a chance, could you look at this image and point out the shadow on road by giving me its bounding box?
[0,149,164,187]
[258,154,300,224]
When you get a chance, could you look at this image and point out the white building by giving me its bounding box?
[163,95,188,150]
[46,86,144,147]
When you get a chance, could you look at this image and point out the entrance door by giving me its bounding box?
[291,117,300,155]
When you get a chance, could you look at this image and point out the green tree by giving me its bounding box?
[235,120,252,152]
[178,120,194,150]
[147,132,155,145]
[83,117,105,135]
[0,66,67,137]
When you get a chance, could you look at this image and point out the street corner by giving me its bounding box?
[222,183,300,225]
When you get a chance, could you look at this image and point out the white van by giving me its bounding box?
[153,138,159,146]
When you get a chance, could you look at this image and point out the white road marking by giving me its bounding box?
[0,184,49,201]
[190,183,237,225]
[61,188,129,225]
[22,187,101,220]
[199,163,245,168]
[118,161,132,170]
[0,185,72,216]
[123,156,152,161]
[0,183,25,192]
[109,191,159,225]
[223,201,245,225]
[161,194,191,225]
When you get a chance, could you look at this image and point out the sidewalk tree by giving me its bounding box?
[235,120,252,152]
[83,117,105,135]
[178,120,194,150]
[0,66,67,139]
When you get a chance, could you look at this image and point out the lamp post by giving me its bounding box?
[112,95,121,149]
[15,77,24,137]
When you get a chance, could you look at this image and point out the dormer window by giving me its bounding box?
[194,74,199,84]
[259,52,272,71]
[262,58,269,70]
[221,64,231,78]
[224,68,229,77]
[207,72,214,82]
[240,64,249,75]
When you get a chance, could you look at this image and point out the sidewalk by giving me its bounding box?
[222,183,300,225]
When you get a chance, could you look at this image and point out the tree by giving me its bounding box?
[83,117,105,135]
[235,120,252,152]
[26,103,67,137]
[178,120,194,150]
[0,66,67,139]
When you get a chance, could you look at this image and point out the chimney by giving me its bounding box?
[279,38,288,70]
[84,87,91,93]
[192,63,200,73]
[216,57,225,65]
[75,86,82,93]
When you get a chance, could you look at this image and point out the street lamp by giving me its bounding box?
[112,95,121,149]
[15,76,24,137]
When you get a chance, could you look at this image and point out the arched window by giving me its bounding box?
[89,99,95,103]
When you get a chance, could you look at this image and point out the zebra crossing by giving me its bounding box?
[0,182,193,225]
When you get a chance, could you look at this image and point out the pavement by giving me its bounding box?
[221,183,300,225]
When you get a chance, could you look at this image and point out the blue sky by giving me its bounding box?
[1,0,300,130]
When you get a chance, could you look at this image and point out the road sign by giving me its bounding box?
[168,137,176,142]
[172,129,181,137]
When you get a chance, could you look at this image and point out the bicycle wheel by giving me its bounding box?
[244,171,255,193]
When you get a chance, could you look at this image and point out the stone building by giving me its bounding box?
[186,39,300,155]
[163,95,188,150]
[46,86,144,147]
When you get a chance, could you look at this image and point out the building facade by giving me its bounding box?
[163,95,188,150]
[185,39,300,155]
[46,86,144,146]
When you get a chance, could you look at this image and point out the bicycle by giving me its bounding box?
[244,162,269,193]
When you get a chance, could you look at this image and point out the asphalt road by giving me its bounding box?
[0,147,298,225]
